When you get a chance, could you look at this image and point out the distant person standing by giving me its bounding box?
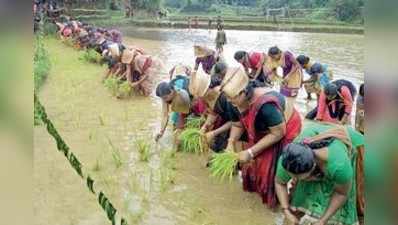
[187,17,192,30]
[208,17,213,30]
[193,16,199,29]
[215,25,227,54]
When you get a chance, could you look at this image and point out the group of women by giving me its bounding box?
[55,16,157,96]
[53,14,364,224]
[155,45,364,225]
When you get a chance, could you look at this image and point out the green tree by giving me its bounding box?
[198,0,214,8]
[330,0,362,22]
[164,0,183,8]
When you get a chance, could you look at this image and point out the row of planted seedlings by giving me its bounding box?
[80,49,134,98]
[58,22,239,186]
[178,116,239,182]
[57,28,135,99]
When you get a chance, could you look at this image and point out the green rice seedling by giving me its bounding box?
[80,48,102,64]
[209,151,239,182]
[98,115,105,126]
[117,81,132,98]
[135,139,151,162]
[106,136,123,168]
[92,158,101,171]
[179,128,206,154]
[159,149,177,191]
[103,77,119,96]
[185,116,205,129]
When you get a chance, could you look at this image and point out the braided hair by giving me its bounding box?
[282,138,335,175]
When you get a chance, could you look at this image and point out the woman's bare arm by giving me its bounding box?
[319,182,352,223]
[249,122,286,156]
[226,121,244,152]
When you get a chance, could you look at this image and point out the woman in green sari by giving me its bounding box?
[275,122,364,225]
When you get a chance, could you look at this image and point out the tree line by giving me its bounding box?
[164,0,364,22]
[53,0,364,23]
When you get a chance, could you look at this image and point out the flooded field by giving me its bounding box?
[34,28,363,225]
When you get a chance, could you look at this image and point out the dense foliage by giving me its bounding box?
[164,0,364,22]
[60,0,363,22]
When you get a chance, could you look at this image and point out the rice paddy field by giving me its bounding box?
[34,27,363,225]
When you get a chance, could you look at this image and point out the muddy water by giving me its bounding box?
[121,27,364,115]
[34,29,363,225]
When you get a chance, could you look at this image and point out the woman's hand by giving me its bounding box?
[130,81,138,87]
[155,131,164,142]
[238,150,252,163]
[282,78,289,86]
[199,126,207,134]
[284,210,299,225]
[225,141,235,153]
[205,131,215,143]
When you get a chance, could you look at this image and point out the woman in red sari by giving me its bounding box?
[221,67,302,209]
[234,50,271,85]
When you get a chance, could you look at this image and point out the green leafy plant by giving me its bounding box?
[179,128,206,154]
[34,35,51,91]
[104,77,119,96]
[135,139,151,162]
[117,81,132,98]
[106,136,123,168]
[209,151,239,182]
[160,149,177,191]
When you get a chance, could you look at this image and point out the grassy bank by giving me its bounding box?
[82,12,363,34]
[34,35,51,91]
[34,34,52,125]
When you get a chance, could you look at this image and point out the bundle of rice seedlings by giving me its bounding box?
[104,77,119,96]
[179,128,206,154]
[185,116,205,129]
[135,139,151,162]
[209,151,239,182]
[117,81,132,98]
